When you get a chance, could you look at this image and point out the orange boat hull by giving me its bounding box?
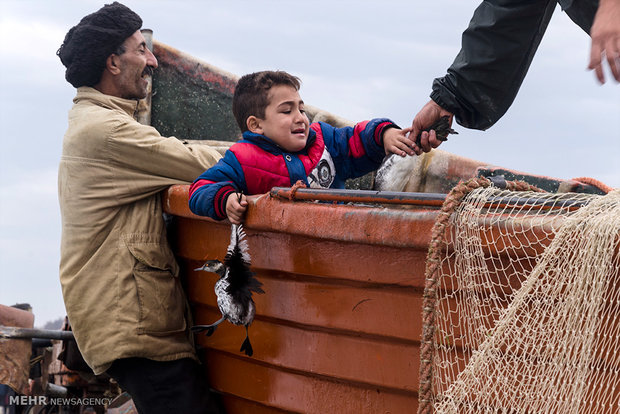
[164,185,441,413]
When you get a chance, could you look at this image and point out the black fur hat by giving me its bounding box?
[57,2,142,88]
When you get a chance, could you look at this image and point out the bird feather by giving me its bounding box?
[224,224,265,307]
[193,224,264,356]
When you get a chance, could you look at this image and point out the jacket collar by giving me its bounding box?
[241,129,317,155]
[74,86,140,119]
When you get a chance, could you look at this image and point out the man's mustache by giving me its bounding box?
[142,66,154,77]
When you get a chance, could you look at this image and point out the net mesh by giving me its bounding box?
[421,185,620,414]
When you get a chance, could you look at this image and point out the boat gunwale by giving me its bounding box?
[163,185,443,249]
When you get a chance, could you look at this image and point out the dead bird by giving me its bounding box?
[413,115,457,148]
[192,224,264,356]
[375,116,458,192]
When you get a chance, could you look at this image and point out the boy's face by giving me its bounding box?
[250,84,309,152]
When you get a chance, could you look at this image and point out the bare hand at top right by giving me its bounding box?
[588,0,620,83]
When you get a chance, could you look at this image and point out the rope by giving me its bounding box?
[417,177,544,414]
[572,176,614,194]
[289,180,307,201]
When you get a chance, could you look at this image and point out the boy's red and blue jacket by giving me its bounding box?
[189,118,397,220]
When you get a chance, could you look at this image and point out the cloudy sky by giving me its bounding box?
[0,0,618,326]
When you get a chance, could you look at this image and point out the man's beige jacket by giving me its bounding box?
[58,87,222,375]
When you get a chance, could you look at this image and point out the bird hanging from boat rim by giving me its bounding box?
[191,221,264,357]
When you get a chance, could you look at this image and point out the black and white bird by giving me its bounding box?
[191,224,264,356]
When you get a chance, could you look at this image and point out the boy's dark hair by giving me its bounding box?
[57,2,142,88]
[232,71,301,132]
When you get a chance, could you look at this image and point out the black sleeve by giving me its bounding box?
[431,0,558,131]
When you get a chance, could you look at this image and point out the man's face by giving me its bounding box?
[115,31,158,100]
[253,84,309,153]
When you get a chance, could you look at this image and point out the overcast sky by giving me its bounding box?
[0,0,618,326]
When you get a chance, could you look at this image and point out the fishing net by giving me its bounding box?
[419,179,620,414]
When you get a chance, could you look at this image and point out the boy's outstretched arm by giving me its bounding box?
[382,127,415,157]
[319,118,402,180]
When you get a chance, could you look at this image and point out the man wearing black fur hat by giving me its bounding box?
[57,3,224,413]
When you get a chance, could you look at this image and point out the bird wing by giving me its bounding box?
[227,224,250,265]
[224,224,265,304]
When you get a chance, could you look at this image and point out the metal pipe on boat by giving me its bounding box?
[47,383,68,397]
[0,325,74,341]
[270,187,447,207]
[270,187,589,211]
[32,338,53,348]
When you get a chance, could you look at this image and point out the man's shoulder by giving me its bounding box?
[68,101,141,141]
